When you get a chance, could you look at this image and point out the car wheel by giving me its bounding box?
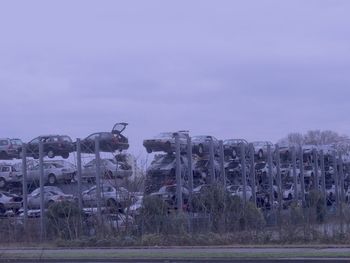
[198,144,204,156]
[0,178,6,189]
[47,149,55,159]
[48,174,57,185]
[258,150,263,159]
[62,152,69,159]
[146,148,152,154]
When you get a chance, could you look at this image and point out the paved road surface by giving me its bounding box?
[1,247,350,262]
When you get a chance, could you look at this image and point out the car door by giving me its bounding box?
[84,188,97,207]
[27,137,40,156]
[83,160,96,179]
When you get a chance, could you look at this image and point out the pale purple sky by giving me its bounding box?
[1,0,350,157]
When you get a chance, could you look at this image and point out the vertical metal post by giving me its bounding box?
[21,143,28,230]
[95,137,102,222]
[320,150,327,208]
[275,144,282,210]
[249,143,256,206]
[76,139,83,213]
[333,152,339,210]
[299,147,306,205]
[292,147,298,201]
[267,144,274,210]
[187,135,193,209]
[39,141,45,241]
[174,133,182,212]
[313,149,319,191]
[339,153,345,204]
[209,138,215,183]
[219,140,226,188]
[241,143,247,204]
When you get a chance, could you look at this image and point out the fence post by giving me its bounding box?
[219,140,226,188]
[333,152,339,213]
[249,143,257,206]
[275,144,282,211]
[209,138,215,183]
[292,147,298,202]
[21,143,28,231]
[313,149,319,191]
[174,133,183,212]
[39,141,46,241]
[241,143,247,205]
[338,153,345,204]
[299,147,306,205]
[76,139,83,213]
[95,137,102,223]
[267,144,274,210]
[320,150,327,209]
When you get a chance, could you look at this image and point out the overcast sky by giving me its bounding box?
[1,0,350,157]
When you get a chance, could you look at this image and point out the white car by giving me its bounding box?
[0,164,22,188]
[227,185,253,201]
[82,158,132,181]
[252,141,273,159]
[27,162,75,185]
[82,185,129,209]
[255,162,277,178]
[27,186,74,209]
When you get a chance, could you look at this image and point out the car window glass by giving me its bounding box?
[0,140,9,146]
[1,167,10,172]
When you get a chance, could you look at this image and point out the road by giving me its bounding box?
[1,247,350,262]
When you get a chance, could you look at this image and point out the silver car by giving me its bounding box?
[252,141,274,159]
[82,158,132,181]
[82,184,129,209]
[0,164,22,188]
[28,186,74,209]
[0,191,22,214]
[0,138,22,160]
[27,162,76,185]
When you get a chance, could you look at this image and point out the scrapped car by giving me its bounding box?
[144,154,188,194]
[192,135,220,157]
[255,162,277,184]
[26,162,76,185]
[143,132,188,154]
[82,158,132,181]
[0,164,22,189]
[252,141,273,160]
[28,186,74,209]
[193,158,221,184]
[82,185,129,209]
[0,138,22,160]
[226,184,253,201]
[0,191,22,215]
[223,139,249,159]
[22,135,74,159]
[80,123,129,153]
[150,184,189,206]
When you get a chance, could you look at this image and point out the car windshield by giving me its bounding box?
[31,187,63,195]
[304,165,313,170]
[10,139,22,145]
[155,155,175,165]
